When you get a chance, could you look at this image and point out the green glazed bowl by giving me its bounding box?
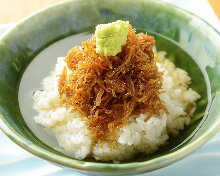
[0,0,220,174]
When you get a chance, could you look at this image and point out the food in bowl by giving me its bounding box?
[33,21,200,161]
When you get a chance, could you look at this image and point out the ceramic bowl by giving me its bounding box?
[0,0,220,175]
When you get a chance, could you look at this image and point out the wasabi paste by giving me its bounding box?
[95,20,129,56]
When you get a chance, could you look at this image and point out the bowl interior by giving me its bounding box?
[0,0,220,173]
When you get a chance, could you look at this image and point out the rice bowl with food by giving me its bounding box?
[33,21,200,162]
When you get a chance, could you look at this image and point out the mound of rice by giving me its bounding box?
[33,51,200,161]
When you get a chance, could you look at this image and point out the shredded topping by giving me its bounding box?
[58,25,167,144]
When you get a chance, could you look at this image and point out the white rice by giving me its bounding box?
[33,51,200,161]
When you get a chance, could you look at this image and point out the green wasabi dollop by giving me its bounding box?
[95,20,129,56]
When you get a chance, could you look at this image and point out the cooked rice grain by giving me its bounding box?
[33,52,200,161]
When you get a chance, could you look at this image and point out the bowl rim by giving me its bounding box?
[0,0,220,174]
